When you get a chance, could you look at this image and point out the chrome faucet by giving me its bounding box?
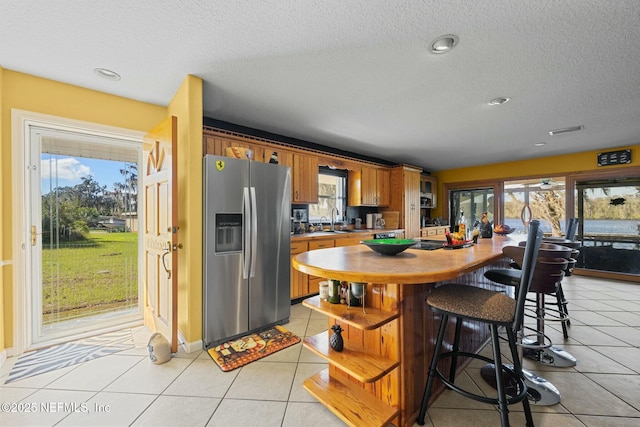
[319,216,329,230]
[330,208,339,231]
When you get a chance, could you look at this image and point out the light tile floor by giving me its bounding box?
[1,275,639,426]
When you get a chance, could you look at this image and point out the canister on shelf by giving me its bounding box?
[319,281,330,300]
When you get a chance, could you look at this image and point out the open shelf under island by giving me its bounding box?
[292,236,519,427]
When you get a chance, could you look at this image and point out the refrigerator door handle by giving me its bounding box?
[243,187,251,279]
[249,187,258,278]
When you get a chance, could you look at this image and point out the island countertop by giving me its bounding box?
[292,235,520,284]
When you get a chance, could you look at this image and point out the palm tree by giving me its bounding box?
[113,163,137,216]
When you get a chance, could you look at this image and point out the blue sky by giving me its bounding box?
[41,155,135,193]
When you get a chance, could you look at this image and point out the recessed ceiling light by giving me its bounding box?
[548,125,584,136]
[430,34,459,54]
[93,68,121,81]
[535,142,546,147]
[488,97,510,106]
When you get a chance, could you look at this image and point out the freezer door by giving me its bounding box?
[203,155,250,347]
[249,161,291,330]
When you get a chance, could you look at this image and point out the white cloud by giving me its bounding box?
[40,157,92,181]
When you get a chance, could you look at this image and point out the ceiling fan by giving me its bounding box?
[539,178,553,189]
[535,178,563,189]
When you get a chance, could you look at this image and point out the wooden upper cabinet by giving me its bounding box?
[361,167,377,205]
[292,153,318,203]
[349,166,390,206]
[203,134,266,162]
[404,168,421,239]
[420,174,437,208]
[377,168,390,207]
[388,165,422,240]
[204,130,397,210]
[271,149,294,181]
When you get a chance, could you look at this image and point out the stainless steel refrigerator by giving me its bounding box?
[203,154,291,348]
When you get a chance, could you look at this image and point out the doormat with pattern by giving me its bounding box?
[5,329,134,384]
[207,325,300,372]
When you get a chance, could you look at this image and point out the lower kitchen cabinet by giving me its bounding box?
[307,276,323,296]
[290,241,309,299]
[291,234,380,300]
[420,226,449,237]
[291,238,335,299]
[308,239,335,250]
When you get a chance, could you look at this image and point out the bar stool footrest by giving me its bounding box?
[436,350,528,405]
[519,327,553,350]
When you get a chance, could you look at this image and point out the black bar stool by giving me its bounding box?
[541,217,580,331]
[539,239,580,337]
[494,242,577,368]
[417,221,543,427]
[486,240,577,340]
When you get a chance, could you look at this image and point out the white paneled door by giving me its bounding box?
[142,116,178,353]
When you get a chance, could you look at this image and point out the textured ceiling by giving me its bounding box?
[1,0,639,171]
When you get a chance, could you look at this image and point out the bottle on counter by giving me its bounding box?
[480,212,493,238]
[458,210,466,237]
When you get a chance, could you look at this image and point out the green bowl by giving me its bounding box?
[361,238,417,256]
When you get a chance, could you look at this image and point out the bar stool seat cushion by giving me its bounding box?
[484,269,521,287]
[428,284,515,325]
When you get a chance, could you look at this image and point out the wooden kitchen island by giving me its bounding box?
[292,236,519,427]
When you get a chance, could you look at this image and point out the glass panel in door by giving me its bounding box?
[449,188,494,234]
[504,178,566,235]
[576,179,640,275]
[33,129,142,345]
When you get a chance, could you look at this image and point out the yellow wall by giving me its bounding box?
[0,69,167,352]
[431,145,640,217]
[0,66,5,359]
[167,75,203,347]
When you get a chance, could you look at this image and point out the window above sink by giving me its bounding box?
[309,167,347,223]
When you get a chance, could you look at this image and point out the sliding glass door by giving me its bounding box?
[504,178,567,235]
[575,178,640,276]
[449,188,494,232]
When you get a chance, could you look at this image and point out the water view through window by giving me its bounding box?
[575,179,640,275]
[503,177,639,276]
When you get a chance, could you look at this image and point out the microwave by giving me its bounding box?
[420,193,433,208]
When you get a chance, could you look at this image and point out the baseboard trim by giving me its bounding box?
[178,330,203,354]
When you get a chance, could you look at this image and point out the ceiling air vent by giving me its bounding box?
[548,125,584,136]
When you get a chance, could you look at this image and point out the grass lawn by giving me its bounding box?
[42,231,138,324]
